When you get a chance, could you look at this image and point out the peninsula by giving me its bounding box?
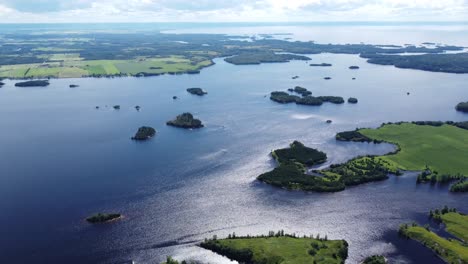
[200,231,349,264]
[399,208,467,263]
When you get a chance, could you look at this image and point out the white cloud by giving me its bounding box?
[0,0,467,22]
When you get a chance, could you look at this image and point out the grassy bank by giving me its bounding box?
[338,122,468,191]
[200,232,348,264]
[399,211,468,263]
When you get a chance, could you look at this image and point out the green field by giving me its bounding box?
[400,212,468,263]
[32,47,82,52]
[200,235,348,264]
[0,55,213,78]
[441,212,468,242]
[359,123,468,176]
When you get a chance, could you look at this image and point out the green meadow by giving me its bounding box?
[0,54,213,78]
[201,235,348,264]
[441,212,468,242]
[359,123,468,176]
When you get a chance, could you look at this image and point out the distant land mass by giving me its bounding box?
[0,31,467,79]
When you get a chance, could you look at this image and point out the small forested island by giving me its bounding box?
[349,66,360,69]
[274,141,327,166]
[317,96,344,104]
[363,255,386,264]
[270,91,300,103]
[69,84,79,88]
[455,101,468,113]
[324,77,332,80]
[291,86,312,96]
[199,231,349,264]
[258,141,353,192]
[131,126,156,140]
[166,113,203,129]
[270,90,344,107]
[224,52,310,65]
[310,63,332,67]
[348,97,358,104]
[86,213,121,223]
[186,87,207,96]
[14,80,50,87]
[296,96,323,106]
[399,208,467,264]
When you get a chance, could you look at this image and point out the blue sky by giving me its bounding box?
[0,0,467,23]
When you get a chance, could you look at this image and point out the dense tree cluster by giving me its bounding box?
[273,141,327,166]
[322,156,398,187]
[362,255,386,264]
[166,113,204,129]
[362,52,468,73]
[316,96,344,104]
[416,166,465,189]
[186,88,207,96]
[310,63,332,67]
[131,126,156,140]
[270,91,300,103]
[291,86,312,96]
[163,256,197,264]
[296,96,324,106]
[200,240,254,264]
[455,101,468,113]
[86,213,121,223]
[14,80,49,87]
[449,179,468,192]
[381,120,468,130]
[429,206,458,220]
[224,52,310,65]
[335,130,373,142]
[257,141,344,192]
[270,90,345,107]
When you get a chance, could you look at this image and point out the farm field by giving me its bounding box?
[0,55,213,78]
[359,123,468,176]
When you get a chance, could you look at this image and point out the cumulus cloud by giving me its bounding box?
[0,0,467,22]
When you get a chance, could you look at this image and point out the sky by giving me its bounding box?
[0,0,467,23]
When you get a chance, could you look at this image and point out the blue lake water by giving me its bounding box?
[0,24,468,264]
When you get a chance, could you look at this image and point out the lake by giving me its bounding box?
[0,23,467,264]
